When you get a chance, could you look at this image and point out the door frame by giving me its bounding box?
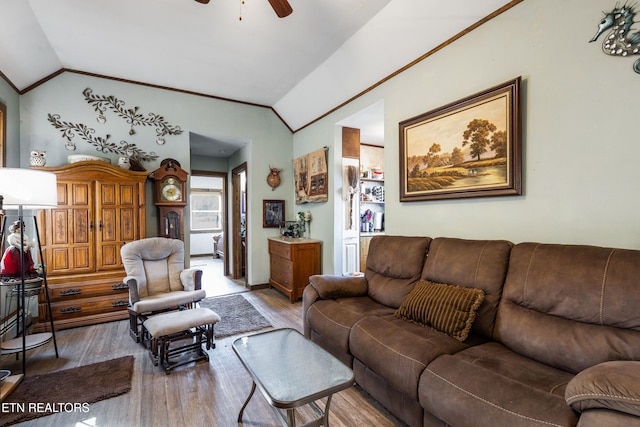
[191,170,228,275]
[231,163,247,283]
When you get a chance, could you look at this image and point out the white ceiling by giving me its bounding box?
[0,0,513,153]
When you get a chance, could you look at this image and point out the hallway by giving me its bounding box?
[190,255,247,297]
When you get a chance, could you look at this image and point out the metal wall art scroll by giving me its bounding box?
[47,114,159,162]
[82,88,183,144]
[48,88,184,163]
[590,3,640,74]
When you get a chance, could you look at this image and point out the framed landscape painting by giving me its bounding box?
[399,77,522,202]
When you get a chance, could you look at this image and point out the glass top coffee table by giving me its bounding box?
[232,328,354,427]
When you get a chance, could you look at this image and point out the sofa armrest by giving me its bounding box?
[180,268,203,291]
[124,276,140,305]
[565,360,640,417]
[308,274,368,299]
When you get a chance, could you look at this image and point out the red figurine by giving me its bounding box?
[0,221,37,279]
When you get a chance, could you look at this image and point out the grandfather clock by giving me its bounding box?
[153,159,188,240]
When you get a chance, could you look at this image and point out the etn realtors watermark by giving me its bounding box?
[1,401,90,414]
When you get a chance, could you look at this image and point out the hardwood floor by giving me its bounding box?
[1,288,406,427]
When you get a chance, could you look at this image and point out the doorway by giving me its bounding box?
[336,100,385,275]
[189,171,227,267]
[231,163,247,284]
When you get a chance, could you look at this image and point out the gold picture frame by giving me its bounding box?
[399,77,522,202]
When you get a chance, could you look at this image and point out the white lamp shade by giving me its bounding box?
[0,168,58,209]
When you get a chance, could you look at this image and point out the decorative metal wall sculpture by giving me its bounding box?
[82,88,182,144]
[47,87,184,163]
[47,114,158,162]
[590,3,640,74]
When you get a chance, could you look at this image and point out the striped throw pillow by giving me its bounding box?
[395,280,485,342]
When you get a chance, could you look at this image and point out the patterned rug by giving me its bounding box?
[2,355,134,426]
[198,294,272,338]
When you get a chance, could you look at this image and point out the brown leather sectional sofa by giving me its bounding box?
[302,235,640,427]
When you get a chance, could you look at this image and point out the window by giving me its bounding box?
[190,189,222,232]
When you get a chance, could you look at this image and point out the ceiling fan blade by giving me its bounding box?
[194,0,210,4]
[267,0,293,18]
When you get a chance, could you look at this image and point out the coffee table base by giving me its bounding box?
[238,381,334,427]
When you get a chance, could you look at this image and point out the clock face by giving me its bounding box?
[161,181,182,201]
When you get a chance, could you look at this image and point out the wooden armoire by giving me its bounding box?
[34,161,149,331]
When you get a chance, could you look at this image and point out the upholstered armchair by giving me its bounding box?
[121,237,206,343]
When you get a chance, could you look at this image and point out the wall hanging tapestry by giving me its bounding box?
[293,147,328,204]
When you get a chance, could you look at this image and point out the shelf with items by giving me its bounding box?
[359,179,385,204]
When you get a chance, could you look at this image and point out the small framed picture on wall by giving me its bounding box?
[263,200,285,228]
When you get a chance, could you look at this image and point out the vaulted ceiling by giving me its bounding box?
[0,0,514,132]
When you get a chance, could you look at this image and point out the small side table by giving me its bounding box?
[233,328,354,426]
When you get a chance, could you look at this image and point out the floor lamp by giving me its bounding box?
[0,168,59,377]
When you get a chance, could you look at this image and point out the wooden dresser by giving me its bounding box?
[268,237,321,302]
[35,161,149,331]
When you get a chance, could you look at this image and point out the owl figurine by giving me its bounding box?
[117,156,131,170]
[29,150,46,167]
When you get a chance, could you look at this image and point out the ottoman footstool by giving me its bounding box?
[143,307,221,373]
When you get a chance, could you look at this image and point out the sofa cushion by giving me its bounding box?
[496,243,640,373]
[421,237,512,339]
[395,280,484,342]
[350,315,468,399]
[420,342,578,427]
[365,236,431,308]
[306,296,395,366]
[565,360,640,417]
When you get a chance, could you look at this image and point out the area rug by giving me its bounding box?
[1,355,134,426]
[198,294,272,338]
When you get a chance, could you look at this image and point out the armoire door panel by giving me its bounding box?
[120,208,136,241]
[51,248,70,272]
[100,208,117,242]
[56,183,68,205]
[72,209,91,244]
[52,210,70,245]
[72,247,92,269]
[98,244,119,269]
[119,185,135,205]
[71,183,90,206]
[100,184,117,206]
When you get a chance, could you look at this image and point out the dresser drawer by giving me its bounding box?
[48,281,128,302]
[269,240,292,260]
[49,294,129,321]
[270,258,293,287]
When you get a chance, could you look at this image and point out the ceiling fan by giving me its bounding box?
[194,0,293,18]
